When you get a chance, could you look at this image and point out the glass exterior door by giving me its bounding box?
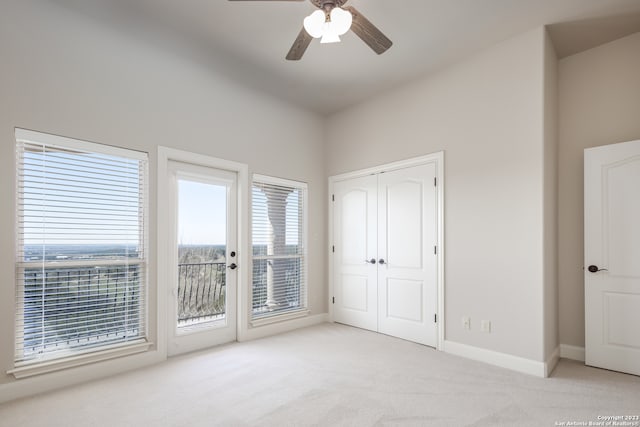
[167,161,237,356]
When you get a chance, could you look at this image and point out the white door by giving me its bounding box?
[167,161,238,356]
[378,164,438,346]
[333,175,378,332]
[585,139,640,376]
[332,163,439,347]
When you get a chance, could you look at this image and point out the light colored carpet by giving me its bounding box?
[1,323,639,426]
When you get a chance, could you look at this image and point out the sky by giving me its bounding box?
[178,179,227,246]
[22,148,142,248]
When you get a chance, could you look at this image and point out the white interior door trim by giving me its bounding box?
[157,147,249,357]
[328,152,445,350]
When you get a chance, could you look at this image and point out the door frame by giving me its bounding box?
[157,147,249,357]
[328,152,445,350]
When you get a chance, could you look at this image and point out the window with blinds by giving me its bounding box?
[251,175,307,320]
[14,129,148,366]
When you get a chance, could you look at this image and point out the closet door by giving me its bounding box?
[377,164,437,347]
[333,175,378,331]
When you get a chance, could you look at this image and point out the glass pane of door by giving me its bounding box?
[177,179,227,330]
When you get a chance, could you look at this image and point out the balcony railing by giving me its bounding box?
[20,264,143,359]
[177,262,226,324]
[251,257,302,316]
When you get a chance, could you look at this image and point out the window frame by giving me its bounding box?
[9,128,151,378]
[250,174,309,326]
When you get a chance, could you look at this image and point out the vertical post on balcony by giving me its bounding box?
[259,186,293,311]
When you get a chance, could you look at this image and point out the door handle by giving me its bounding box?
[587,265,607,273]
[228,263,238,270]
[365,258,377,264]
[378,259,386,265]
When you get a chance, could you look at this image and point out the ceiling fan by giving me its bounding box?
[228,0,392,60]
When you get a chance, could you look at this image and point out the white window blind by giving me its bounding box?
[15,129,148,366]
[252,175,307,319]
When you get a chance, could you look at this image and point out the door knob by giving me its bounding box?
[228,263,238,270]
[587,265,607,273]
[378,259,385,265]
[365,258,377,264]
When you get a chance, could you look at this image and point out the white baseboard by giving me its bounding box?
[443,340,548,377]
[560,344,585,362]
[545,346,560,377]
[239,313,329,342]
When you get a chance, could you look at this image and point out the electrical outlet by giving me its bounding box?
[481,320,491,333]
[462,316,471,330]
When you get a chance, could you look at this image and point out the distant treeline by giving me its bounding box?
[23,244,140,261]
[178,245,226,264]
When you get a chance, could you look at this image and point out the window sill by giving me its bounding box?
[250,309,310,328]
[7,340,152,379]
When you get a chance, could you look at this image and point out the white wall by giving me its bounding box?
[558,31,640,349]
[0,0,325,393]
[326,28,549,362]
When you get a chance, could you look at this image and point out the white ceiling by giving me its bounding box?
[52,0,640,115]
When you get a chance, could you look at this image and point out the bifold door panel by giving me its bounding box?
[378,164,437,345]
[333,175,378,332]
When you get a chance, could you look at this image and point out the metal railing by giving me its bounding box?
[21,264,143,359]
[177,262,226,324]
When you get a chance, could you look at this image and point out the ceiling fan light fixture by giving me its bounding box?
[304,7,352,44]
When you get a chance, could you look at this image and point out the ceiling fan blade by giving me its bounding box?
[286,27,313,61]
[343,6,392,55]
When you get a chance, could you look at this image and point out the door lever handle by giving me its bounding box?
[228,263,238,270]
[365,258,377,264]
[587,265,607,273]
